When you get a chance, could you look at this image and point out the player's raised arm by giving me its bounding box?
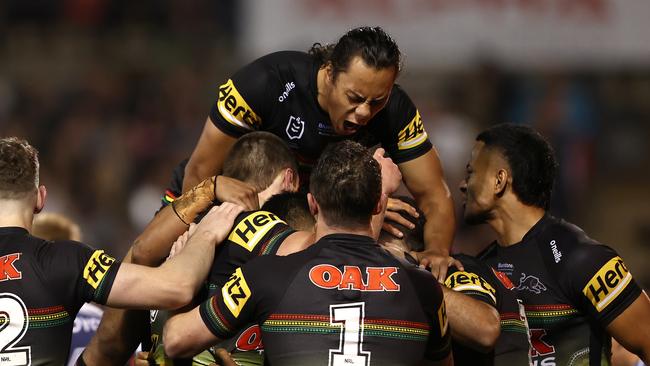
[105,203,244,309]
[399,148,457,280]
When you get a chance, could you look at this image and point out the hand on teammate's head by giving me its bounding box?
[373,147,401,195]
[215,176,259,210]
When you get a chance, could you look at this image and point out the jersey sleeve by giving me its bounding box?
[564,243,642,326]
[445,255,498,308]
[375,85,433,164]
[209,56,275,137]
[39,241,121,309]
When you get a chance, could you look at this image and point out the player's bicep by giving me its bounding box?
[399,148,448,200]
[606,292,650,361]
[184,118,237,192]
[163,306,221,358]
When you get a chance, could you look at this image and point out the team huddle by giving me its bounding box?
[1,26,649,366]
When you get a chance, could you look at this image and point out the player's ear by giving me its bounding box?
[495,169,508,196]
[282,168,299,192]
[34,185,47,214]
[373,193,387,215]
[307,193,319,217]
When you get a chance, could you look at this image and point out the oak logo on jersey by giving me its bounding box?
[222,267,251,318]
[236,324,264,351]
[217,79,261,130]
[83,250,115,289]
[397,110,428,151]
[0,253,22,282]
[309,264,400,291]
[445,271,497,304]
[228,211,285,252]
[583,256,632,312]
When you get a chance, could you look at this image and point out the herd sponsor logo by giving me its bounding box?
[277,81,296,102]
[491,268,515,290]
[583,256,632,312]
[397,110,428,150]
[549,240,562,263]
[286,116,305,140]
[236,324,264,352]
[222,268,251,318]
[309,264,400,292]
[227,211,285,252]
[0,253,22,281]
[445,271,497,304]
[217,79,262,130]
[83,250,115,289]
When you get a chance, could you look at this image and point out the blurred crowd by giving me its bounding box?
[1,1,648,285]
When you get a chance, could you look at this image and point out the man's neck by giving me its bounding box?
[489,203,546,247]
[0,200,34,232]
[315,68,329,113]
[314,220,373,242]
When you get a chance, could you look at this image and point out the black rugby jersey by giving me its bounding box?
[445,254,530,366]
[148,210,293,364]
[0,227,120,366]
[479,214,642,366]
[200,234,451,366]
[209,51,433,177]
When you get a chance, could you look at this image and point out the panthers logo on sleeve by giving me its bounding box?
[83,250,116,289]
[216,79,262,130]
[445,271,497,304]
[397,110,428,151]
[222,268,252,318]
[583,256,633,312]
[227,211,286,252]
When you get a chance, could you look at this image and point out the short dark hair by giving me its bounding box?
[309,26,401,81]
[261,192,314,231]
[222,132,298,191]
[309,140,381,228]
[0,137,39,199]
[378,195,425,252]
[476,124,558,210]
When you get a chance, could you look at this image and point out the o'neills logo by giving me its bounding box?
[277,81,295,102]
[549,240,562,263]
[309,264,400,291]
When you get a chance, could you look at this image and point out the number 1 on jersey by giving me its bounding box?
[329,302,371,366]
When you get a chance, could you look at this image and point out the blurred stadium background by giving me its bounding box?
[1,0,648,285]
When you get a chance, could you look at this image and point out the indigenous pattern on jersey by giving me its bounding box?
[445,254,530,366]
[148,210,292,365]
[0,227,120,366]
[200,234,451,366]
[479,214,642,366]
[209,51,433,177]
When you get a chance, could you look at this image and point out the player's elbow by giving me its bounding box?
[163,320,193,358]
[131,237,161,266]
[472,309,501,352]
[165,285,194,310]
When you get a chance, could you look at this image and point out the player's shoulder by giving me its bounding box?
[249,51,313,73]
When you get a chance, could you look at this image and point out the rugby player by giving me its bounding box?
[0,137,243,365]
[182,26,458,280]
[163,140,453,365]
[82,132,297,366]
[461,124,650,365]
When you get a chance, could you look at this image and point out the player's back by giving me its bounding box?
[212,233,451,366]
[0,227,111,365]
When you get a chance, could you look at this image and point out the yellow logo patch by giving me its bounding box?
[445,271,497,304]
[222,268,251,318]
[227,211,285,252]
[397,110,428,150]
[216,79,261,130]
[83,250,115,289]
[583,256,633,312]
[437,298,449,337]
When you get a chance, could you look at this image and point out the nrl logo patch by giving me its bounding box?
[286,116,305,140]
